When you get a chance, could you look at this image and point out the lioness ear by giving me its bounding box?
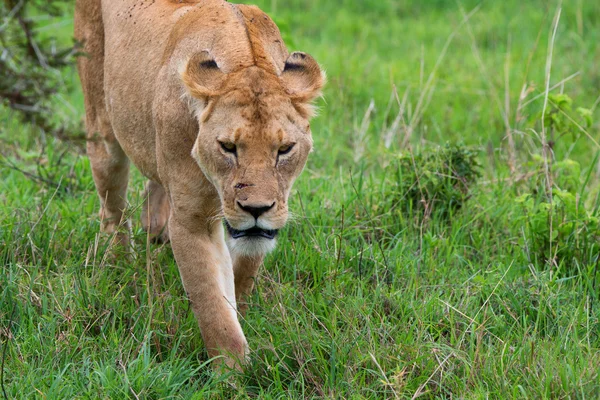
[281,52,325,117]
[181,51,226,100]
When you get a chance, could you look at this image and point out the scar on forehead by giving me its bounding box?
[234,183,255,189]
[277,129,284,142]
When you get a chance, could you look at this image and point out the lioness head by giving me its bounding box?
[182,51,324,255]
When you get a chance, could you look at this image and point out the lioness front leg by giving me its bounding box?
[231,252,264,316]
[169,216,247,369]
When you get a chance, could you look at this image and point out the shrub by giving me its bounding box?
[516,158,600,270]
[0,0,79,134]
[516,93,599,271]
[388,144,481,221]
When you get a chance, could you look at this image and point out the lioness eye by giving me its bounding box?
[219,141,237,154]
[278,143,295,155]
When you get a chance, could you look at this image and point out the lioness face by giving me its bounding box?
[183,52,324,255]
[195,95,312,253]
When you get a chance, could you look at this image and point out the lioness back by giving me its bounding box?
[101,0,288,182]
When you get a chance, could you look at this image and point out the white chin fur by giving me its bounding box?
[227,236,277,257]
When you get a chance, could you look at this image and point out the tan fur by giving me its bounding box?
[75,0,323,370]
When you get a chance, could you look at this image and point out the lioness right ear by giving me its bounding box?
[181,51,226,100]
[281,52,325,118]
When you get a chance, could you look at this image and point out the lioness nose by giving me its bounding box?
[238,201,275,219]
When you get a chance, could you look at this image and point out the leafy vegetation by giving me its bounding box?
[387,144,481,221]
[0,0,80,135]
[1,0,600,398]
[514,94,600,273]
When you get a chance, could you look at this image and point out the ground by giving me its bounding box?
[1,0,599,398]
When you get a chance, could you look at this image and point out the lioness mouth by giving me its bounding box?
[225,222,278,240]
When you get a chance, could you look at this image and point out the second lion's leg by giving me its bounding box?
[141,180,170,243]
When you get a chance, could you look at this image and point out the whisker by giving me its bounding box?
[286,210,306,226]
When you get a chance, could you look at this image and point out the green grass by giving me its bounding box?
[2,0,600,398]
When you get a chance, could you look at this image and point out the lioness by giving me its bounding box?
[75,0,323,369]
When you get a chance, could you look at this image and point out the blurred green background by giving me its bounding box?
[1,0,599,398]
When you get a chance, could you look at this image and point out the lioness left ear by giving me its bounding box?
[181,51,226,100]
[280,52,325,117]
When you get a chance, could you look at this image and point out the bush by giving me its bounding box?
[0,0,79,133]
[516,158,600,270]
[388,144,481,221]
[516,93,600,271]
